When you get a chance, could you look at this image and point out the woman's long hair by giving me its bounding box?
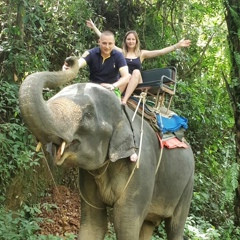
[122,31,141,57]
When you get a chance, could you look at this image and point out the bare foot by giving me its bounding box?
[130,153,138,162]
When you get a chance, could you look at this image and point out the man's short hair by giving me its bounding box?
[101,30,115,38]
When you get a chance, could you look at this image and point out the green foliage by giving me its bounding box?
[104,223,116,239]
[184,214,240,239]
[0,123,42,204]
[234,52,240,67]
[1,0,94,82]
[0,80,20,123]
[223,163,239,203]
[0,204,77,240]
[185,215,221,239]
[0,76,43,205]
[175,66,237,229]
[0,206,41,239]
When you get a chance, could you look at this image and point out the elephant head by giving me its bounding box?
[19,57,136,170]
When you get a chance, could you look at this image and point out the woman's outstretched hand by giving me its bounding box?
[177,39,191,48]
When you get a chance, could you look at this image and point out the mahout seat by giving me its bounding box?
[133,67,177,113]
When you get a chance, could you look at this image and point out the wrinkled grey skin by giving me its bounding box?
[19,57,195,240]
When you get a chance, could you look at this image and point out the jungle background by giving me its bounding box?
[1,0,240,239]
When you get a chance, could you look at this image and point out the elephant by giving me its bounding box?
[19,56,195,240]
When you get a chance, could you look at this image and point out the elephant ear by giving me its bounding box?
[108,106,138,162]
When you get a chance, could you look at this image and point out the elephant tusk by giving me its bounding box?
[60,141,66,156]
[36,142,42,152]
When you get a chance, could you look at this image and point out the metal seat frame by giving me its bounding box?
[133,66,177,113]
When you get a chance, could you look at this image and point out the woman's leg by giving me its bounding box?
[119,74,131,93]
[122,69,143,105]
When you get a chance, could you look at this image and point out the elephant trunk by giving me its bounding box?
[19,57,79,144]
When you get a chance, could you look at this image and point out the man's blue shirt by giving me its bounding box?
[82,47,127,84]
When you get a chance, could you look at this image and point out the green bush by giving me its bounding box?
[0,80,20,123]
[0,123,42,204]
[0,207,41,240]
[0,205,77,240]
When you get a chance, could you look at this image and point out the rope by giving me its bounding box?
[155,146,163,175]
[130,92,147,169]
[79,187,105,210]
[40,145,59,194]
[131,92,147,122]
[80,160,137,210]
[136,93,147,168]
[119,162,138,196]
[79,161,110,210]
[87,160,110,179]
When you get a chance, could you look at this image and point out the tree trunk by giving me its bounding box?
[16,0,25,41]
[224,0,240,225]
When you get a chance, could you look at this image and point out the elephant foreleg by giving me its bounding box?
[78,200,108,240]
[139,220,156,240]
[112,202,149,240]
[78,169,108,240]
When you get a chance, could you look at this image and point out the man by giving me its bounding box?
[63,30,130,93]
[63,31,138,162]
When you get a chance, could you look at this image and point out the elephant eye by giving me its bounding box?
[79,112,94,129]
[81,112,92,124]
[84,112,92,118]
[79,105,95,127]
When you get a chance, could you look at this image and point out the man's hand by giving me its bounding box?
[101,83,115,91]
[86,19,95,29]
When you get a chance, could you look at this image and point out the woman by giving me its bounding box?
[86,19,191,104]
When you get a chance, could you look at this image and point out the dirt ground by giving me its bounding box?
[38,185,81,237]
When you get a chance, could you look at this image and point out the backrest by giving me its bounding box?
[141,67,176,84]
[133,67,177,112]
